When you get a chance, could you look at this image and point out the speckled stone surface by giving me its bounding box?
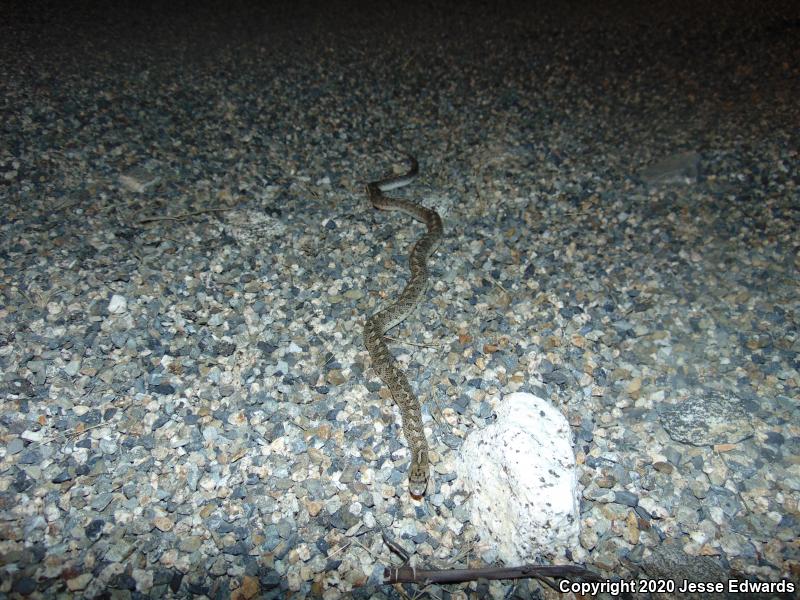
[1,0,798,598]
[658,392,754,446]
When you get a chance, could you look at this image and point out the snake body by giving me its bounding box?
[364,154,442,498]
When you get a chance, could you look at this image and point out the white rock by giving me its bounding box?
[108,294,127,314]
[363,511,376,529]
[455,392,579,563]
[638,496,670,519]
[21,429,45,443]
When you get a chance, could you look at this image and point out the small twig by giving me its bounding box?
[426,387,447,432]
[52,199,82,212]
[400,52,416,72]
[27,397,132,451]
[384,563,605,586]
[384,335,440,350]
[137,207,234,224]
[381,529,410,564]
[714,446,753,513]
[17,288,40,308]
[295,181,321,200]
[326,541,352,560]
[443,534,477,566]
[465,257,511,299]
[349,532,377,556]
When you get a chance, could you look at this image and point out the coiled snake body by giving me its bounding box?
[364,154,442,498]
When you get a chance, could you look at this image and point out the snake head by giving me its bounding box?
[408,461,429,499]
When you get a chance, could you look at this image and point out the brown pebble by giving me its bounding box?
[153,516,174,532]
[596,475,616,488]
[652,461,674,474]
[231,575,259,600]
[305,499,323,517]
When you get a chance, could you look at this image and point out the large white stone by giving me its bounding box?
[455,392,579,563]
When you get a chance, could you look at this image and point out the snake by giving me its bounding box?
[363,153,443,498]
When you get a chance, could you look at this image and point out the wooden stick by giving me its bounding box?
[384,563,604,585]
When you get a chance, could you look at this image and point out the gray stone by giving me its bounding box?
[658,392,754,446]
[640,151,701,186]
[642,541,730,599]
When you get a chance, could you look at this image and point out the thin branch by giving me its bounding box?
[384,335,441,350]
[464,256,511,299]
[384,563,605,586]
[137,207,234,224]
[326,541,352,560]
[381,529,410,563]
[443,532,476,566]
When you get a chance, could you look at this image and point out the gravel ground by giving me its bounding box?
[1,1,799,598]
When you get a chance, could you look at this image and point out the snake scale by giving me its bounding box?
[364,154,443,498]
